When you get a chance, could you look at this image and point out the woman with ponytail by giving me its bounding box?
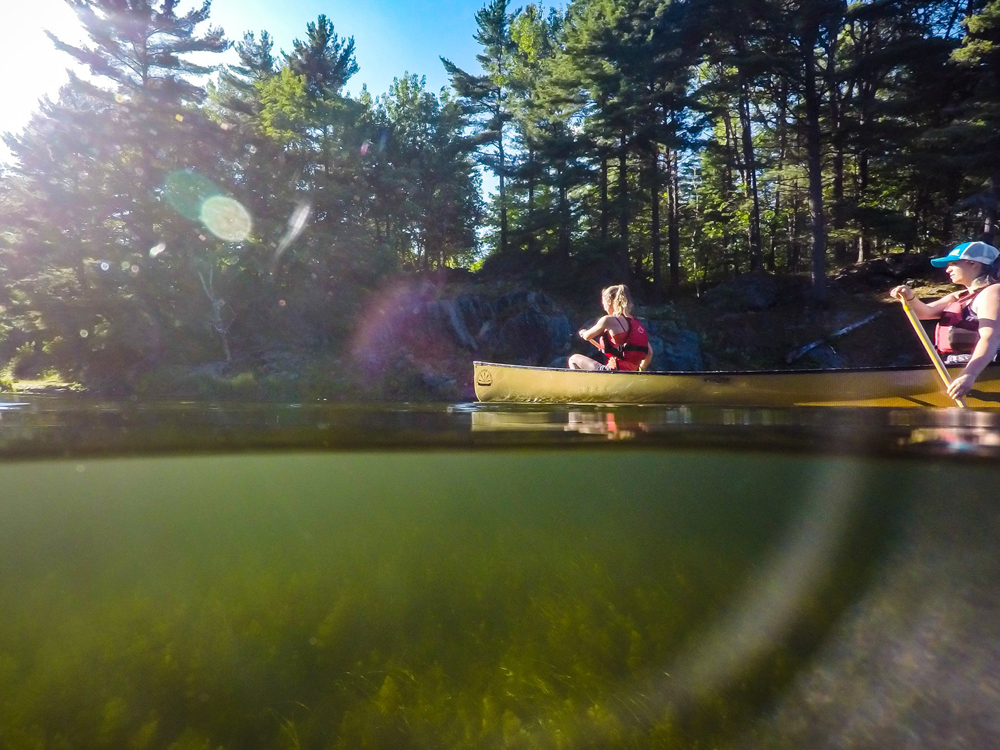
[569,284,653,371]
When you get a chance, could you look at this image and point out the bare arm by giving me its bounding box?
[890,285,958,319]
[639,340,653,371]
[578,315,612,349]
[947,286,1000,399]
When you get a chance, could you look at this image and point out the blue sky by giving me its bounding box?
[207,0,486,97]
[0,0,492,160]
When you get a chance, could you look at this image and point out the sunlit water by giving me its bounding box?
[0,398,998,749]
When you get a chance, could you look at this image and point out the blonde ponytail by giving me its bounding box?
[601,284,635,317]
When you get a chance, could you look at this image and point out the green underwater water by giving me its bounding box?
[0,447,933,750]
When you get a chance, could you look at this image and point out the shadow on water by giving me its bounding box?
[0,397,998,748]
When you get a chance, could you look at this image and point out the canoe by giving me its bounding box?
[473,361,1000,407]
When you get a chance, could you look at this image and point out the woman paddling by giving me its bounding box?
[570,284,653,372]
[890,241,1000,400]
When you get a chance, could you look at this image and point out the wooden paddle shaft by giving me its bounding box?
[899,296,967,408]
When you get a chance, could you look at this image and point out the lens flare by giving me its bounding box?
[164,170,220,221]
[163,170,252,243]
[270,201,312,272]
[200,195,252,243]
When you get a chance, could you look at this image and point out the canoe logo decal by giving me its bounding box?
[477,369,493,387]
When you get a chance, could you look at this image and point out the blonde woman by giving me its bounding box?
[890,241,1000,400]
[569,284,653,371]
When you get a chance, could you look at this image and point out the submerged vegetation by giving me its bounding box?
[1,0,999,392]
[0,450,893,749]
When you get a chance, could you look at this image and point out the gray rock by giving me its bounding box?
[421,371,457,390]
[704,271,780,311]
[547,355,570,368]
[544,315,572,355]
[494,289,555,317]
[353,284,572,380]
[454,294,494,340]
[488,309,562,365]
[427,298,478,350]
[644,321,704,371]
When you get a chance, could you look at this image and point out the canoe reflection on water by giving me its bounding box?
[471,403,1000,457]
[904,426,1000,453]
[470,409,652,439]
[565,410,648,439]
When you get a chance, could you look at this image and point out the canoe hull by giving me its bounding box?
[473,361,1000,408]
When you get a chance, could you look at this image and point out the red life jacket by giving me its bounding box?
[934,284,995,354]
[598,316,649,371]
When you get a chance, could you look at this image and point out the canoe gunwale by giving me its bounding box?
[472,360,956,378]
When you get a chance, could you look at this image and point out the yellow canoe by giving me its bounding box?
[473,361,1000,408]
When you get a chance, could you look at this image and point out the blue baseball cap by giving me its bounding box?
[930,241,1000,267]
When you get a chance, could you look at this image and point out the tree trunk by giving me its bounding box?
[600,151,609,244]
[738,86,763,270]
[618,132,630,280]
[721,108,740,274]
[559,179,570,261]
[803,31,828,300]
[497,104,507,254]
[789,182,802,273]
[526,147,536,255]
[668,149,681,293]
[769,81,789,273]
[650,151,662,302]
[856,150,871,263]
[825,36,849,264]
[984,172,1000,245]
[943,172,960,241]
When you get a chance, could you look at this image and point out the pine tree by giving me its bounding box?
[4,0,232,378]
[379,76,481,268]
[215,30,278,117]
[47,0,227,103]
[285,15,359,100]
[443,0,517,254]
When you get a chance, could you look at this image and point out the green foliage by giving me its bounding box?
[0,3,482,389]
[134,359,355,401]
[257,68,313,145]
[459,0,1000,297]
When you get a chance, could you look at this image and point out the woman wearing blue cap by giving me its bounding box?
[890,241,1000,399]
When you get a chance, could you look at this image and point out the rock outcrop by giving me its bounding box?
[357,284,574,370]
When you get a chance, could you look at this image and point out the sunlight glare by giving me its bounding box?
[0,1,85,160]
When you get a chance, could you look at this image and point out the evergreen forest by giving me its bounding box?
[2,0,1000,392]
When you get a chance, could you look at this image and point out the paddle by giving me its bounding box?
[897,295,967,408]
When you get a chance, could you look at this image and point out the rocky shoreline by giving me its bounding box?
[2,255,947,401]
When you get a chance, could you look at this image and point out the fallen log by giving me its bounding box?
[785,311,882,364]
